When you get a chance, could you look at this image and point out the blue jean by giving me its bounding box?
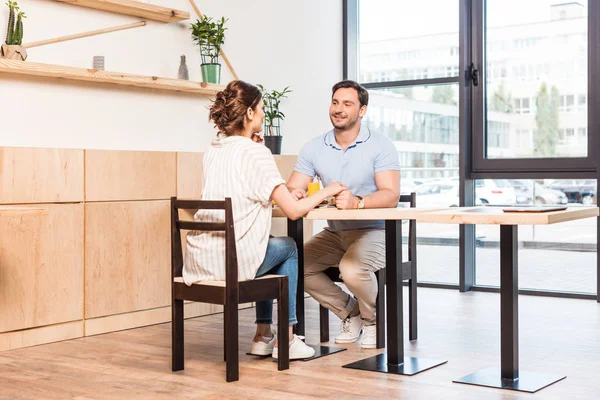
[254,237,298,326]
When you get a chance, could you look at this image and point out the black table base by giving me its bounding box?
[455,225,566,393]
[454,367,566,393]
[344,353,447,376]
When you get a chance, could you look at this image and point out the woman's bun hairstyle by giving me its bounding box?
[209,80,262,136]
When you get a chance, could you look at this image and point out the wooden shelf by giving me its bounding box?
[52,0,190,23]
[0,59,225,96]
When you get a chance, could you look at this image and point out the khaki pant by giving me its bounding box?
[303,229,385,325]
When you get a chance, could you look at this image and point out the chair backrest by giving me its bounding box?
[170,197,238,289]
[399,192,416,208]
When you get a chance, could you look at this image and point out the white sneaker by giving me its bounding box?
[335,315,363,344]
[250,334,276,356]
[272,335,316,360]
[361,325,377,349]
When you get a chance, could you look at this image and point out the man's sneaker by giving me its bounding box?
[361,325,377,349]
[272,335,315,360]
[250,334,276,356]
[334,315,363,344]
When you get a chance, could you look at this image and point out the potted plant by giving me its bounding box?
[190,15,227,84]
[258,85,292,155]
[1,1,27,61]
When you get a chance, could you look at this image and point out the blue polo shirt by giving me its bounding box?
[294,124,400,232]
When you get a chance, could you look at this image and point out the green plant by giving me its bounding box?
[4,1,25,46]
[258,85,292,136]
[190,16,227,64]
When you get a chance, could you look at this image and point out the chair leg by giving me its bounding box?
[223,305,228,362]
[319,305,330,343]
[409,276,418,341]
[375,270,386,349]
[224,303,239,382]
[172,298,184,371]
[277,277,290,371]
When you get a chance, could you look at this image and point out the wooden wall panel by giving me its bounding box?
[84,201,170,319]
[0,204,84,333]
[177,152,203,199]
[85,150,176,201]
[0,147,83,204]
[0,321,83,352]
[84,302,240,336]
[273,155,297,181]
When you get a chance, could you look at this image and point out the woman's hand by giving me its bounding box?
[324,182,346,197]
[251,132,264,143]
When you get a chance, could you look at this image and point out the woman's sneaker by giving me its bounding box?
[272,335,315,360]
[250,334,276,356]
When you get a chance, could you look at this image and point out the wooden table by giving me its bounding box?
[277,206,599,392]
[275,206,449,372]
[415,206,599,393]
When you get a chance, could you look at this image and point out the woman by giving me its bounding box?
[184,80,344,360]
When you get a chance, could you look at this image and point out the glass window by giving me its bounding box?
[476,179,596,293]
[365,85,460,284]
[358,0,459,83]
[485,0,588,158]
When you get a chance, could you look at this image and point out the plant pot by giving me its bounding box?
[201,63,221,84]
[1,44,27,61]
[264,136,282,155]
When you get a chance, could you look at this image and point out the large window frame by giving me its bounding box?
[343,0,600,302]
[470,0,599,179]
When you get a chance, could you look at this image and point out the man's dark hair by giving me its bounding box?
[331,80,369,107]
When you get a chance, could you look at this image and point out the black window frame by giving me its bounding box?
[343,0,600,302]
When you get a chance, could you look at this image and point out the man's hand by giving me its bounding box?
[334,189,359,209]
[290,188,307,200]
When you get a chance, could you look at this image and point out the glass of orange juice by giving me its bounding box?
[308,180,320,197]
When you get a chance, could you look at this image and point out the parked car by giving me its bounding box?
[448,178,516,205]
[509,180,568,205]
[545,180,596,205]
[415,181,460,207]
[475,179,516,205]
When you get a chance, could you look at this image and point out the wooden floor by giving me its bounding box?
[1,288,600,400]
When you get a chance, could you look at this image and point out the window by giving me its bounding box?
[476,179,596,294]
[484,0,588,159]
[346,0,598,297]
[357,0,459,83]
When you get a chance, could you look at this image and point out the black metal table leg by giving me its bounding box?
[344,220,447,375]
[285,217,345,361]
[454,225,566,393]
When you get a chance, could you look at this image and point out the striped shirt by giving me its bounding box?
[183,135,285,284]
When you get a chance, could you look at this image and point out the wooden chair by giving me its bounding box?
[171,197,289,382]
[318,193,418,348]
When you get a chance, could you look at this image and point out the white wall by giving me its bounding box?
[0,0,342,153]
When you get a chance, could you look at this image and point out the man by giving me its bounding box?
[286,80,400,348]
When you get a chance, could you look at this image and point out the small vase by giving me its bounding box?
[1,44,27,61]
[201,63,221,84]
[178,55,189,80]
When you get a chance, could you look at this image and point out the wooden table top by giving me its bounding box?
[414,206,599,225]
[271,206,446,220]
[272,206,599,225]
[0,206,48,217]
